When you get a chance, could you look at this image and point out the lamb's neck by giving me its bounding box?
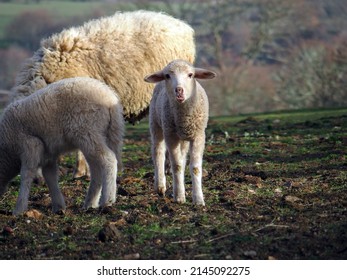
[170,85,205,140]
[172,85,199,121]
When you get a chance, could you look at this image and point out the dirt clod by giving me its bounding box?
[98,222,122,243]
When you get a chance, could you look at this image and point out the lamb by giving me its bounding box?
[10,10,195,178]
[144,60,216,205]
[0,77,124,215]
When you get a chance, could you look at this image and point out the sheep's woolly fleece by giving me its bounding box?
[11,10,196,122]
[0,77,124,214]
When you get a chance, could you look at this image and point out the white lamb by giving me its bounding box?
[0,77,124,215]
[144,60,216,205]
[10,10,196,178]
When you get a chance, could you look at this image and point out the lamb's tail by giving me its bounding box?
[106,98,125,174]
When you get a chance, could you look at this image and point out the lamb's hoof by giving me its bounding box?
[52,204,66,215]
[12,206,27,216]
[156,186,166,197]
[158,190,166,197]
[54,209,66,216]
[193,200,205,206]
[175,196,186,204]
[83,200,99,210]
[12,210,24,216]
[99,205,116,214]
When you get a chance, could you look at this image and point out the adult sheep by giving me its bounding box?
[11,10,196,177]
[0,77,124,215]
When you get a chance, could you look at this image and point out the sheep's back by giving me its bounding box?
[8,78,120,153]
[12,11,196,122]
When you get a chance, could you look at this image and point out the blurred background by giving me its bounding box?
[0,0,346,116]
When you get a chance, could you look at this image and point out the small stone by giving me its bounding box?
[123,253,140,260]
[154,238,162,245]
[2,226,14,236]
[243,250,257,257]
[285,195,302,203]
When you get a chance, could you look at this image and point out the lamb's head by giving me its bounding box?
[144,59,216,104]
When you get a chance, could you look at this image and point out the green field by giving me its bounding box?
[0,1,122,38]
[0,108,346,259]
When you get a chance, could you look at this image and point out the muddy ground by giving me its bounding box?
[0,108,346,259]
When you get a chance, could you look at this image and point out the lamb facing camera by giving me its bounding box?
[145,59,216,205]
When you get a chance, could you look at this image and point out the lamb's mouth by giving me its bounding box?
[176,95,185,103]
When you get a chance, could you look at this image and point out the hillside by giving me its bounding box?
[0,0,346,115]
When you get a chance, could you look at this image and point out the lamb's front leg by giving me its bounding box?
[42,160,66,213]
[13,138,44,215]
[151,124,166,196]
[189,134,206,206]
[13,165,37,215]
[167,136,189,203]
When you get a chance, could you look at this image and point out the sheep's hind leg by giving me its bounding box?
[42,160,66,213]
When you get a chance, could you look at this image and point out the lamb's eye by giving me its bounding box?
[165,74,170,79]
[188,73,193,78]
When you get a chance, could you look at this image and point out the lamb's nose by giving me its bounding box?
[175,87,184,95]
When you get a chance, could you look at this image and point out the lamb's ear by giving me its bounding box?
[194,68,217,80]
[144,71,165,83]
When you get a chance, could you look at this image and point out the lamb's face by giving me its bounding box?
[144,59,216,104]
[163,61,195,104]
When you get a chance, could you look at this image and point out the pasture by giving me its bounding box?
[0,108,346,259]
[0,1,111,38]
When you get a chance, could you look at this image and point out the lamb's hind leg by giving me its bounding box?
[99,149,118,207]
[83,154,103,209]
[42,160,66,213]
[83,146,118,209]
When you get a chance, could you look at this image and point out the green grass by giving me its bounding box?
[0,1,120,39]
[0,0,184,40]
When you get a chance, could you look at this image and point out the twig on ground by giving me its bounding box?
[255,223,290,232]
